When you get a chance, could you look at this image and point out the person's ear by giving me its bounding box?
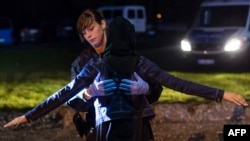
[101,20,107,30]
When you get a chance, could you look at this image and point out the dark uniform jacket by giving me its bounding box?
[24,54,223,125]
[67,45,163,111]
[24,17,224,126]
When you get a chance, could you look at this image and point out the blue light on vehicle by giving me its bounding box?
[224,38,242,51]
[181,39,191,51]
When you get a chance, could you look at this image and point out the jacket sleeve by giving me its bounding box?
[136,56,224,102]
[25,61,98,121]
[68,47,97,111]
[71,46,96,79]
[66,91,93,112]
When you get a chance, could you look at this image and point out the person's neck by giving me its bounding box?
[95,33,106,55]
[95,46,105,55]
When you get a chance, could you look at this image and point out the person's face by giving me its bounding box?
[82,20,106,49]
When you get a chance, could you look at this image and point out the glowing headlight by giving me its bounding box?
[224,38,242,51]
[181,40,191,51]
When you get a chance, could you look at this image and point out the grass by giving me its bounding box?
[0,42,250,109]
[160,72,250,104]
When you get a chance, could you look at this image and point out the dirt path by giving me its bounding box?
[1,101,249,141]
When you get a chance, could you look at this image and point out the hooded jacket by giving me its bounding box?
[25,17,224,126]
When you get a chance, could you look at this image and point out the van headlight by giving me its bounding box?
[181,39,191,51]
[224,38,242,51]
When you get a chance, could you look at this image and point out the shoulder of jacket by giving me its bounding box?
[71,47,97,66]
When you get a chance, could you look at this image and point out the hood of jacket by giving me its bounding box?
[103,17,139,79]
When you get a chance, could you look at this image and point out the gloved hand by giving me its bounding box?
[119,72,149,95]
[85,73,117,99]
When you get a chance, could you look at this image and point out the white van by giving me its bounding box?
[98,5,147,33]
[180,0,250,68]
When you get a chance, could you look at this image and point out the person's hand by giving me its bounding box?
[85,73,117,99]
[3,115,28,128]
[119,72,149,95]
[223,92,248,107]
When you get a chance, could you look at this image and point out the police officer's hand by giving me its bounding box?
[3,115,28,128]
[85,73,117,99]
[223,92,248,107]
[119,72,149,95]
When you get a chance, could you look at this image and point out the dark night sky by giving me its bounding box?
[0,0,203,27]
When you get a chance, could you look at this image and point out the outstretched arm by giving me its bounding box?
[3,115,27,128]
[137,56,248,106]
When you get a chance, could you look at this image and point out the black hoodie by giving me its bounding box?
[103,17,139,79]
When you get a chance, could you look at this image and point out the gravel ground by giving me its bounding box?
[1,102,249,141]
[0,115,224,141]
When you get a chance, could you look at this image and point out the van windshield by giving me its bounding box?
[196,5,249,27]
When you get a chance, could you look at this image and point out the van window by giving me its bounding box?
[198,6,249,27]
[128,10,135,18]
[113,10,122,17]
[137,10,143,19]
